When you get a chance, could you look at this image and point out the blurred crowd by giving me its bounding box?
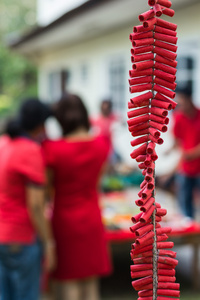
[0,94,114,300]
[0,85,199,300]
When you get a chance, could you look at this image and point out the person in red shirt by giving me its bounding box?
[42,93,112,300]
[91,99,117,143]
[0,99,56,300]
[91,99,122,169]
[172,86,200,218]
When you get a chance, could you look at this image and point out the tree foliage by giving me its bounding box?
[0,0,37,116]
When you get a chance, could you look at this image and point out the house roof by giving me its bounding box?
[9,0,114,48]
[8,0,200,57]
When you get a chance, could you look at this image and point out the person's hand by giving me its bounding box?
[182,149,197,161]
[44,240,57,272]
[182,145,200,161]
[182,151,194,161]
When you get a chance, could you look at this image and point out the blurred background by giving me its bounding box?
[1,0,200,299]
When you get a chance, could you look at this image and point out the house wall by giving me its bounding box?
[38,2,200,111]
[38,26,130,117]
[39,2,200,172]
[174,2,200,108]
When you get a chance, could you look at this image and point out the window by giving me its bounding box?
[176,56,194,92]
[48,71,61,102]
[80,64,88,82]
[176,39,199,100]
[108,57,126,114]
[61,69,72,93]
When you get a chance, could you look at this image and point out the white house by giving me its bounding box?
[9,0,200,172]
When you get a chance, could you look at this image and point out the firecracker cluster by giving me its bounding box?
[127,1,180,299]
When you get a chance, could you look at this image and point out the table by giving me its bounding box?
[101,189,200,290]
[105,227,200,289]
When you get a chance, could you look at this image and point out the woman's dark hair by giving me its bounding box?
[5,118,22,139]
[53,93,90,135]
[176,84,192,99]
[19,98,52,131]
[5,98,52,138]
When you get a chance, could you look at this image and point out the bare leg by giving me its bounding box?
[82,277,100,300]
[48,280,62,300]
[62,280,81,300]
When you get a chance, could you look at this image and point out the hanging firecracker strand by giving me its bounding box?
[127,0,180,300]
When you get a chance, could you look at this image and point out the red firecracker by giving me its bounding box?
[127,1,180,299]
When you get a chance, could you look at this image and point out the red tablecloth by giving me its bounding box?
[106,221,200,243]
[101,190,200,243]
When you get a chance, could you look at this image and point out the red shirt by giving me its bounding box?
[0,136,45,244]
[91,114,118,143]
[173,109,200,176]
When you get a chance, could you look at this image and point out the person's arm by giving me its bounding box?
[183,144,200,161]
[26,185,56,272]
[45,169,55,201]
[164,112,182,155]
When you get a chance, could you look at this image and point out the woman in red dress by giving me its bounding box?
[42,94,112,300]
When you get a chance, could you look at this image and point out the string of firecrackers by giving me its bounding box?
[127,0,180,300]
